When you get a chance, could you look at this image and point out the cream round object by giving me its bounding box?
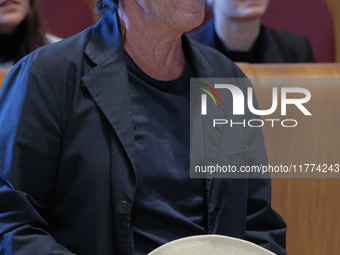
[148,235,276,255]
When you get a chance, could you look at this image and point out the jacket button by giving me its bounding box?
[117,201,130,214]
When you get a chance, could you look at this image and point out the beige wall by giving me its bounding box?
[326,0,340,62]
[238,63,340,255]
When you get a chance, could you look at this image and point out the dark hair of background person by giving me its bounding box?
[95,0,119,15]
[0,0,47,64]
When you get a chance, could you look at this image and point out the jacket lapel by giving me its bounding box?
[81,11,136,167]
[186,37,230,164]
[184,37,229,208]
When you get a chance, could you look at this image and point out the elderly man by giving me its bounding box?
[190,0,315,63]
[0,0,286,254]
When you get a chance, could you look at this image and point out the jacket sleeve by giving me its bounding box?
[0,59,75,254]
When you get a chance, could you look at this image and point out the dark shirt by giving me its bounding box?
[125,52,207,254]
[189,19,315,63]
[215,32,258,63]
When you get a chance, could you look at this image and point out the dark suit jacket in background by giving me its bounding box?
[0,9,286,255]
[189,19,315,63]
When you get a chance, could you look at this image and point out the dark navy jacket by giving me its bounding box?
[189,19,315,63]
[0,9,287,255]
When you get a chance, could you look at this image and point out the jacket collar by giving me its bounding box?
[82,9,137,167]
[183,35,214,78]
[84,10,124,65]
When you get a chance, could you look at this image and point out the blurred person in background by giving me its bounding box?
[0,0,59,67]
[190,0,315,63]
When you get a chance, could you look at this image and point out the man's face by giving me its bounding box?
[0,0,30,34]
[212,0,269,20]
[137,0,206,32]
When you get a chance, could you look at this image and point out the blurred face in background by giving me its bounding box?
[0,0,30,34]
[210,0,269,20]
